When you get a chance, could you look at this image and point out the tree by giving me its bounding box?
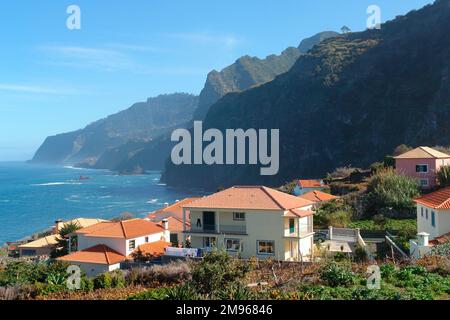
[51,221,82,258]
[393,144,413,156]
[437,165,450,187]
[341,26,351,34]
[365,168,420,217]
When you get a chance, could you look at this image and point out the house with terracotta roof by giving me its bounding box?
[293,179,326,196]
[298,190,339,207]
[409,187,450,258]
[18,218,106,258]
[182,186,315,262]
[394,146,450,189]
[58,219,171,276]
[147,198,199,245]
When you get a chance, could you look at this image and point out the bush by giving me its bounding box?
[0,285,37,300]
[94,272,112,289]
[365,168,419,217]
[319,262,356,287]
[314,200,353,228]
[126,261,191,285]
[110,270,126,288]
[190,250,250,296]
[80,277,95,292]
[128,287,170,300]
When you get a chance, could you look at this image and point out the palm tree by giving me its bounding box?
[438,165,450,187]
[51,221,82,258]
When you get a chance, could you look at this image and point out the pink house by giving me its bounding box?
[394,146,450,188]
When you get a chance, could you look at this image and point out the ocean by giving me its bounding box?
[0,162,203,245]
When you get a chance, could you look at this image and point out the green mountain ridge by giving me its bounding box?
[162,0,450,190]
[102,31,338,174]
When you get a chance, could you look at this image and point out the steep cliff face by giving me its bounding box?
[30,93,199,165]
[110,32,338,173]
[193,31,339,121]
[162,0,450,190]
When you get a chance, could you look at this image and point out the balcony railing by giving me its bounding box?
[189,224,247,235]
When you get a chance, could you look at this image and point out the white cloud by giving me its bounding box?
[39,45,134,72]
[0,83,76,95]
[165,31,241,49]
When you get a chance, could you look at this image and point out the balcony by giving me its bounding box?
[188,224,247,235]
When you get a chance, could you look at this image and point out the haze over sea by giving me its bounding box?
[0,162,202,245]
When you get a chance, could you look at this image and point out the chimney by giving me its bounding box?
[54,219,64,234]
[162,219,169,231]
[417,232,430,247]
[162,219,170,242]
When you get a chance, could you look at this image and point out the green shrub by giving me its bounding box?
[110,270,126,288]
[190,250,250,296]
[314,200,353,228]
[365,168,419,217]
[128,287,170,300]
[80,277,94,292]
[319,262,356,287]
[94,272,112,289]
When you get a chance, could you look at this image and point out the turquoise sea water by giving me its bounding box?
[0,162,202,245]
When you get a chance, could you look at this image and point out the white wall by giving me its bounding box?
[125,232,165,256]
[416,204,450,240]
[70,262,121,278]
[77,231,166,257]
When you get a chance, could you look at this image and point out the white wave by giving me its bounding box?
[63,166,83,170]
[147,199,158,204]
[32,182,82,186]
[99,195,112,199]
[157,183,167,186]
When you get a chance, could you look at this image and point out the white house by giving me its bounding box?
[182,186,315,262]
[410,187,450,258]
[58,219,171,277]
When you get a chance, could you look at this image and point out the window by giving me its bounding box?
[419,179,429,187]
[426,209,429,220]
[203,237,216,248]
[233,212,245,221]
[421,207,424,217]
[289,219,295,234]
[257,240,275,255]
[431,211,436,227]
[416,165,428,173]
[21,249,36,256]
[128,240,136,251]
[225,238,242,252]
[145,237,149,243]
[170,234,178,244]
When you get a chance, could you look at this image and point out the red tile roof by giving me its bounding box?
[185,186,313,211]
[298,190,339,203]
[429,232,450,246]
[298,180,324,188]
[147,197,200,221]
[414,187,450,209]
[75,219,164,239]
[156,216,189,233]
[134,241,171,257]
[57,245,126,265]
[287,209,314,218]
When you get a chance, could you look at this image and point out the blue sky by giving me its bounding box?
[0,0,433,161]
